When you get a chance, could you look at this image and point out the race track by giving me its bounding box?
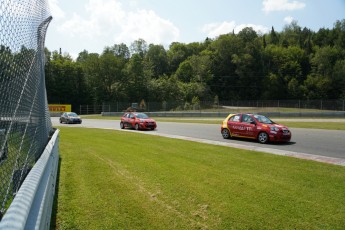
[51,118,345,165]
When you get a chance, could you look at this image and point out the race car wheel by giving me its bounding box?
[221,128,231,139]
[120,122,124,129]
[59,119,62,124]
[135,123,140,130]
[258,132,269,144]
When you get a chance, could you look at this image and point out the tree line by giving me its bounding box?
[44,19,345,110]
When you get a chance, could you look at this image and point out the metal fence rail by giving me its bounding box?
[0,0,53,219]
[79,100,345,115]
[0,129,59,230]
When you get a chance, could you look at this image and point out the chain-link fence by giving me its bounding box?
[79,99,345,114]
[0,0,53,219]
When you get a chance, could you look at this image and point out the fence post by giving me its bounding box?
[321,100,323,110]
[299,100,300,109]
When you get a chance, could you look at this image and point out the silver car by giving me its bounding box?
[59,112,82,124]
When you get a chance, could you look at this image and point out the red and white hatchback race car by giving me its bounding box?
[221,113,291,144]
[120,112,157,130]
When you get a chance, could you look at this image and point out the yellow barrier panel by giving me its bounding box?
[48,104,71,112]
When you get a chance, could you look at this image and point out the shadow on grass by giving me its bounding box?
[50,156,61,230]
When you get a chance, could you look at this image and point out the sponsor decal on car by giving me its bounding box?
[231,125,254,131]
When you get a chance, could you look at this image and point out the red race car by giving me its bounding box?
[120,112,157,130]
[221,113,291,144]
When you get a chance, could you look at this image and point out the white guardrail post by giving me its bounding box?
[0,129,60,230]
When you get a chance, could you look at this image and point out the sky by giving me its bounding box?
[45,0,345,58]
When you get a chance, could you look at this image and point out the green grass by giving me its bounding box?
[195,107,334,113]
[278,121,345,130]
[52,127,345,230]
[82,115,120,120]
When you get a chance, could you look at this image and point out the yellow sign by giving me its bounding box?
[48,104,71,112]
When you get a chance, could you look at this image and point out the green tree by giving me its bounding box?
[311,46,341,77]
[124,53,147,102]
[269,26,279,45]
[130,39,148,58]
[144,44,168,78]
[167,42,191,74]
[98,52,126,101]
[207,33,242,100]
[106,43,130,59]
[45,51,90,110]
[77,52,101,103]
[302,74,332,99]
[238,27,258,43]
[232,29,264,99]
[280,20,302,47]
[189,51,213,83]
[263,45,307,99]
[314,28,334,47]
[331,59,345,99]
[175,60,193,82]
[148,75,181,102]
[333,19,345,49]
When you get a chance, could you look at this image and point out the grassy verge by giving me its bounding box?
[53,127,345,229]
[278,121,345,130]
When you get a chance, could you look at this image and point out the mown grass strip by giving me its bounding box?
[53,127,345,230]
[279,121,345,130]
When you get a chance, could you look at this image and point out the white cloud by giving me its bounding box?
[54,0,179,47]
[85,0,126,26]
[116,9,179,45]
[262,0,306,12]
[58,13,101,39]
[202,21,269,38]
[202,21,236,38]
[48,0,65,20]
[284,16,294,24]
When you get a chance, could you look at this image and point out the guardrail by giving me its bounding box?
[80,100,345,115]
[0,129,59,230]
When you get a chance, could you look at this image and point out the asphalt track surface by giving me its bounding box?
[52,118,345,166]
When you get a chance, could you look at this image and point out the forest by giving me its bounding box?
[44,19,345,109]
